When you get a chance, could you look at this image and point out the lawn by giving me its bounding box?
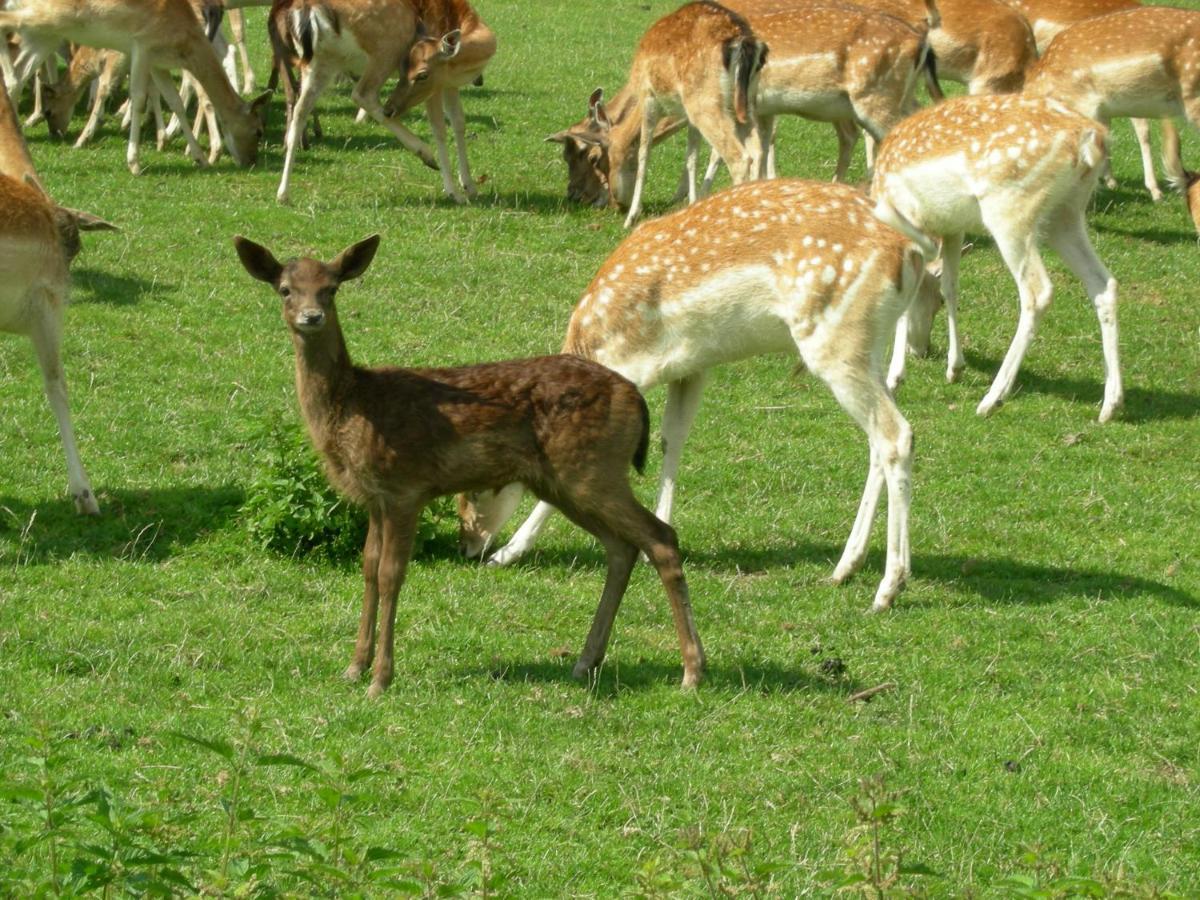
[1,0,1198,895]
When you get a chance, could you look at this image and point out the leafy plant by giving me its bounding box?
[818,775,938,897]
[239,421,456,564]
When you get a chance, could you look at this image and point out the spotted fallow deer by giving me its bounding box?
[873,94,1122,423]
[0,82,115,514]
[579,1,768,227]
[0,0,269,175]
[234,235,705,697]
[1024,7,1200,230]
[377,0,497,203]
[460,179,943,612]
[1003,0,1172,202]
[273,0,451,205]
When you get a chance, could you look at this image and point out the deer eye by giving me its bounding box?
[415,71,429,81]
[279,286,291,298]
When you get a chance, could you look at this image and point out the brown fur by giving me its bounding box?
[234,234,705,697]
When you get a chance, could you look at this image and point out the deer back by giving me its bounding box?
[562,179,931,388]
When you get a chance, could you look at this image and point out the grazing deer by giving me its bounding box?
[1024,6,1200,222]
[581,0,768,227]
[552,1,929,212]
[0,0,269,174]
[234,235,705,697]
[1003,0,1172,202]
[873,94,1122,422]
[460,179,940,613]
[273,0,449,205]
[378,0,497,203]
[0,83,115,514]
[1162,130,1200,235]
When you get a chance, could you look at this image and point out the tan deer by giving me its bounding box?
[0,0,269,174]
[378,0,497,203]
[577,1,768,227]
[273,0,450,205]
[234,234,705,697]
[0,82,115,514]
[1024,6,1200,223]
[1003,0,1173,201]
[872,94,1122,422]
[459,179,942,613]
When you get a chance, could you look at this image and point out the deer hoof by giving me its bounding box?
[74,490,100,516]
[343,662,366,682]
[366,681,386,700]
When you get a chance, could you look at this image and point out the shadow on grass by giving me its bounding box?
[0,483,244,564]
[959,349,1200,422]
[71,267,175,306]
[508,540,1195,609]
[469,656,854,696]
[1093,222,1198,245]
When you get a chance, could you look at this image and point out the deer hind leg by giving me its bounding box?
[346,507,383,681]
[700,142,722,197]
[277,63,333,204]
[819,372,913,611]
[655,373,707,523]
[833,119,859,183]
[977,218,1053,416]
[367,503,420,699]
[443,89,478,199]
[352,60,438,170]
[30,293,99,515]
[760,115,776,180]
[425,91,467,204]
[125,45,151,174]
[689,95,762,186]
[75,53,123,147]
[1130,118,1163,202]
[232,10,256,95]
[552,487,704,688]
[1046,206,1122,422]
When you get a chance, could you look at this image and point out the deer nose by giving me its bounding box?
[299,309,325,328]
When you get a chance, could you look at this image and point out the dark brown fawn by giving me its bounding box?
[233,234,706,698]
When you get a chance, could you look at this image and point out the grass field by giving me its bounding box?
[1,1,1199,894]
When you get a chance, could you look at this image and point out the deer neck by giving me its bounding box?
[180,40,250,133]
[292,325,354,442]
[0,83,40,186]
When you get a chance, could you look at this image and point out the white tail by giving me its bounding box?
[461,179,943,613]
[872,94,1122,422]
[234,235,705,697]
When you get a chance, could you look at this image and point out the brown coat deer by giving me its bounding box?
[459,179,942,613]
[234,234,705,697]
[873,94,1122,422]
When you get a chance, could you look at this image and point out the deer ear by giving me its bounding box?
[545,130,570,144]
[234,236,284,285]
[332,234,381,283]
[439,28,462,58]
[588,88,611,130]
[62,207,119,232]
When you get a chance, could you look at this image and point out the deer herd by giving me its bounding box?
[1,0,1197,697]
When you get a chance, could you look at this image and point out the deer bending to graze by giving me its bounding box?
[274,0,450,205]
[378,0,496,203]
[873,94,1122,422]
[0,83,115,514]
[460,179,940,612]
[552,1,928,213]
[1003,0,1172,202]
[234,234,705,697]
[0,0,269,175]
[580,0,768,228]
[1024,6,1200,233]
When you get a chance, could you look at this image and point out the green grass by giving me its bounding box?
[2,0,1199,894]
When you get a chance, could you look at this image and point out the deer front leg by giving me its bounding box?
[443,89,478,199]
[655,374,707,524]
[1130,118,1162,202]
[277,63,332,204]
[125,45,150,175]
[351,61,439,171]
[150,69,208,166]
[425,91,467,203]
[368,504,419,699]
[30,294,98,515]
[346,508,383,681]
